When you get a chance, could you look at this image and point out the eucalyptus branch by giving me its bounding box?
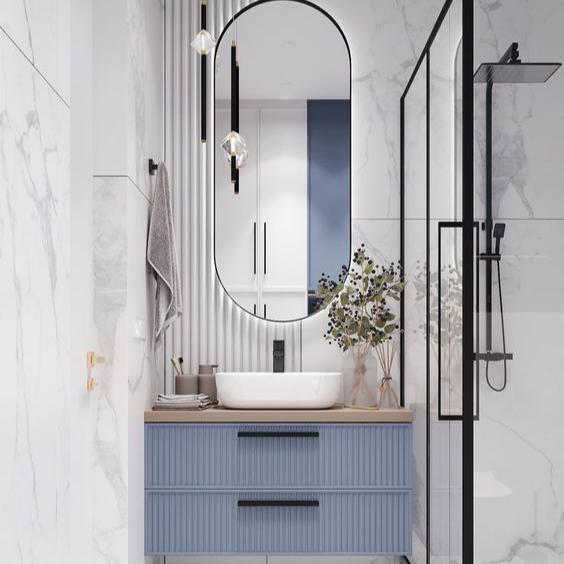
[316,245,405,353]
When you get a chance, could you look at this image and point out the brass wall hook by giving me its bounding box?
[87,351,106,392]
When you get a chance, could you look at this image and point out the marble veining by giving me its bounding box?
[0,0,70,103]
[472,1,564,562]
[126,0,164,200]
[90,2,163,563]
[0,25,70,563]
[92,173,159,564]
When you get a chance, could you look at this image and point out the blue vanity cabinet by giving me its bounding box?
[145,422,412,556]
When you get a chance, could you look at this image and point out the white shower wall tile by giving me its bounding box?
[93,177,129,564]
[127,178,156,564]
[126,0,165,200]
[93,0,128,178]
[92,175,158,564]
[0,28,70,563]
[92,0,163,561]
[403,62,427,221]
[473,219,564,562]
[474,0,564,220]
[314,0,445,221]
[471,0,564,561]
[0,0,70,102]
[93,174,159,564]
[93,0,163,200]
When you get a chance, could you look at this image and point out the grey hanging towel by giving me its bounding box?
[147,161,183,347]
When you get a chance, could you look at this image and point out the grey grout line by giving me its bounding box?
[126,175,153,205]
[0,24,70,109]
[93,174,153,205]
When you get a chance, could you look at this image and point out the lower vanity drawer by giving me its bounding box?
[145,490,412,556]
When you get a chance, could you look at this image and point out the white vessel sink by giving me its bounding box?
[216,372,342,410]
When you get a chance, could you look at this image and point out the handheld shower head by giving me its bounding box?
[493,223,506,255]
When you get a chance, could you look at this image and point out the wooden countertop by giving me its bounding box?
[144,406,413,423]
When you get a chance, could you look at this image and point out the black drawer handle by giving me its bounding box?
[238,500,319,508]
[237,431,319,438]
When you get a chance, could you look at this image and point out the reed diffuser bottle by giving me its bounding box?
[376,339,400,409]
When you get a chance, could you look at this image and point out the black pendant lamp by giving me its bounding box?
[221,5,248,194]
[191,0,216,142]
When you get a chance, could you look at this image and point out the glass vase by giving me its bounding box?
[344,346,378,406]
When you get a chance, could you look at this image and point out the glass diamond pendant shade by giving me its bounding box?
[222,133,248,170]
[223,145,248,169]
[191,29,216,55]
[236,148,248,169]
[222,130,247,159]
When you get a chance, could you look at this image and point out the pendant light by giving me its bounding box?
[191,0,216,142]
[221,2,247,193]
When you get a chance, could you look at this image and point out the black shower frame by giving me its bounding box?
[399,0,474,562]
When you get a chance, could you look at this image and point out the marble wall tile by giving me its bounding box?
[93,176,128,564]
[93,0,128,178]
[474,0,564,220]
[126,0,164,200]
[92,178,158,564]
[127,179,156,564]
[310,0,445,220]
[93,0,163,198]
[0,0,70,102]
[92,1,163,562]
[470,1,564,561]
[471,219,564,562]
[0,27,70,563]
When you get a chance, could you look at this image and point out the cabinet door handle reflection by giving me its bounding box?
[253,222,257,275]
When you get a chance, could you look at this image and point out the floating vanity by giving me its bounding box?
[145,408,413,557]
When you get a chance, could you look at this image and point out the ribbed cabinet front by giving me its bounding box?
[145,423,412,556]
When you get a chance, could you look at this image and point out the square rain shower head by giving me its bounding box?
[474,62,561,83]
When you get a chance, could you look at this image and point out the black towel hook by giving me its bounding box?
[148,158,158,176]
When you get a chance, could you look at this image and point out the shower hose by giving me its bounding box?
[485,260,508,392]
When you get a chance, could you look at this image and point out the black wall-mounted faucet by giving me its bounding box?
[273,340,285,373]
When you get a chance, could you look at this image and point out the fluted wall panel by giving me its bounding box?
[145,490,412,555]
[165,0,301,383]
[145,423,412,488]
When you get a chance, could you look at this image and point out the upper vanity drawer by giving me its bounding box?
[145,423,411,488]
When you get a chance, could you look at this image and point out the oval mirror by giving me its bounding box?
[214,0,351,322]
